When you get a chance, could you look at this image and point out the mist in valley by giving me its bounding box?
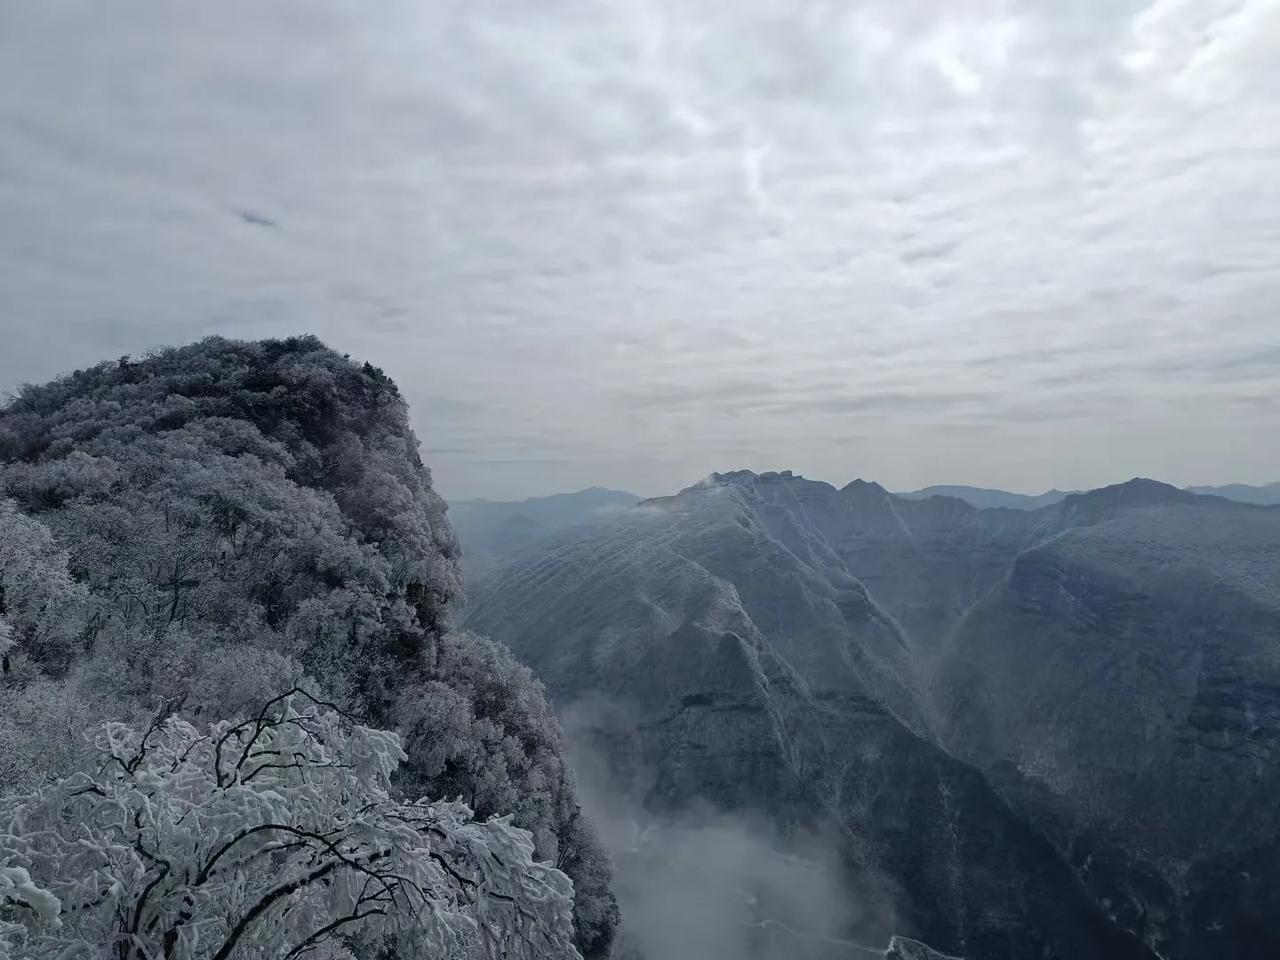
[562,703,896,960]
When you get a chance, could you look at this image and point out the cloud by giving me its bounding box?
[236,210,279,229]
[1,0,1278,498]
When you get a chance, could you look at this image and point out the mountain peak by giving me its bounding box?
[707,468,796,484]
[1061,477,1197,514]
[839,477,890,500]
[697,469,805,494]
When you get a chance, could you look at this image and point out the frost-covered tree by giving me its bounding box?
[0,499,87,674]
[391,633,618,957]
[0,500,106,791]
[0,338,618,954]
[0,691,580,960]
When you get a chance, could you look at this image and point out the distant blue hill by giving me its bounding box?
[448,487,641,573]
[894,484,1076,510]
[1183,481,1280,505]
[897,481,1280,510]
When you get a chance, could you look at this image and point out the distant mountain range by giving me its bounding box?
[449,483,1280,574]
[1183,481,1280,504]
[896,480,1280,509]
[447,487,640,574]
[894,484,1078,509]
[466,470,1280,960]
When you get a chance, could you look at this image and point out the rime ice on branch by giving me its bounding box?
[0,692,581,960]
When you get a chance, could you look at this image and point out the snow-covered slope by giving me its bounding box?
[466,471,1192,960]
[469,470,1280,960]
[936,490,1280,957]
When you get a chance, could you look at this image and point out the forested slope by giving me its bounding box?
[0,336,616,958]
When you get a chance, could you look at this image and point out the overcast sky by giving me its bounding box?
[1,1,1278,501]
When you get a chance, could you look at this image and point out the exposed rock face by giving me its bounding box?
[466,470,1280,960]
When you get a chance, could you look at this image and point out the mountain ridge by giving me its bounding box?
[896,479,1280,511]
[467,467,1280,959]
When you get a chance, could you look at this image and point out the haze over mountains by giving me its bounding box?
[448,488,641,576]
[464,470,1280,960]
[1182,481,1280,505]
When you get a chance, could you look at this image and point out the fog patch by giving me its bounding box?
[563,700,893,960]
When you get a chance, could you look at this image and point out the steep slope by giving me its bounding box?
[936,491,1280,958]
[467,472,1157,960]
[469,470,1280,960]
[0,336,618,956]
[797,478,1043,668]
[777,476,1280,958]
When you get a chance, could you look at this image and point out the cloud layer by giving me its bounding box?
[2,0,1278,498]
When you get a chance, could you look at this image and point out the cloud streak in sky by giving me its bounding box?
[1,0,1278,498]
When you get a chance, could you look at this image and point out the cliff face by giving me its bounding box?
[467,470,1280,960]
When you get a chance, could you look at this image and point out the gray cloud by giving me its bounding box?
[1,0,1278,499]
[236,210,279,229]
